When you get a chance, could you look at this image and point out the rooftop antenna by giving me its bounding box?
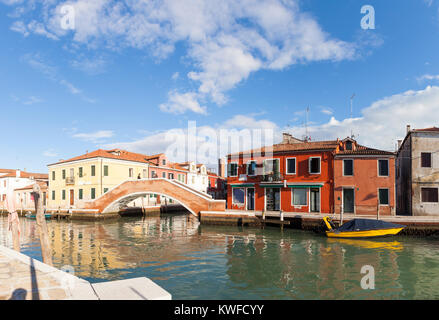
[305,106,310,141]
[350,93,355,138]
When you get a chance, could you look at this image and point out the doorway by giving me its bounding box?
[247,188,255,210]
[70,189,74,206]
[343,188,355,213]
[265,188,280,211]
[310,188,320,212]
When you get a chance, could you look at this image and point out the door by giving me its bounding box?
[310,188,320,212]
[343,188,354,213]
[70,189,74,206]
[247,188,255,210]
[266,188,280,211]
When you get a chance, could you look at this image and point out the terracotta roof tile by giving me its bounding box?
[14,181,48,191]
[412,127,439,132]
[0,171,48,179]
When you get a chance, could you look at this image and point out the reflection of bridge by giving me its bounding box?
[80,179,226,216]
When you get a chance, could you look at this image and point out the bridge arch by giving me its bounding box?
[81,179,226,217]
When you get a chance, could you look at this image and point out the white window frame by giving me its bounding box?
[228,162,238,177]
[246,160,257,176]
[286,157,297,175]
[291,188,307,207]
[343,159,354,177]
[378,188,390,206]
[263,158,280,175]
[378,159,389,177]
[232,187,245,205]
[309,157,321,175]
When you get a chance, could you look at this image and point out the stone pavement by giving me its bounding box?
[0,245,171,300]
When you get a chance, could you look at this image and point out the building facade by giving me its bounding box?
[396,126,439,216]
[226,134,337,213]
[334,138,396,216]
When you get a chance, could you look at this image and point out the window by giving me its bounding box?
[151,170,156,178]
[62,190,66,200]
[103,188,108,193]
[228,163,238,177]
[162,172,167,178]
[162,159,166,165]
[379,189,389,205]
[345,141,353,150]
[79,167,83,178]
[91,188,96,200]
[79,189,83,200]
[378,159,389,176]
[309,157,321,174]
[129,168,134,178]
[286,158,296,174]
[169,173,174,179]
[91,165,96,176]
[292,188,307,206]
[263,159,280,174]
[52,190,55,200]
[143,169,147,179]
[104,165,109,176]
[421,188,438,203]
[52,171,55,180]
[62,170,66,179]
[232,188,245,205]
[421,153,432,168]
[247,161,257,176]
[343,159,354,176]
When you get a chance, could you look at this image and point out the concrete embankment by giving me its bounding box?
[200,210,439,236]
[0,245,171,300]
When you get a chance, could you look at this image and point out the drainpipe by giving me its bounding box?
[100,158,103,197]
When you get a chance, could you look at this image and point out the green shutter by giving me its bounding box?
[62,190,66,200]
[52,190,55,200]
[91,188,96,199]
[79,167,83,177]
[91,165,96,176]
[79,189,83,200]
[104,166,108,176]
[62,170,66,179]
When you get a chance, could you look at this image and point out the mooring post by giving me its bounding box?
[340,204,344,226]
[377,199,380,220]
[33,183,53,266]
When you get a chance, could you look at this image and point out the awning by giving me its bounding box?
[231,184,254,188]
[287,184,323,188]
[259,184,284,188]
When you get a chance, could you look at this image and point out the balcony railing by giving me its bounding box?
[261,172,283,182]
[65,177,75,185]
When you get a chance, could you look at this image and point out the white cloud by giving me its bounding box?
[159,91,207,115]
[43,149,58,157]
[73,130,114,142]
[70,56,108,75]
[6,0,358,114]
[286,86,439,151]
[171,72,179,80]
[23,96,43,105]
[320,107,334,115]
[417,74,439,82]
[222,114,278,130]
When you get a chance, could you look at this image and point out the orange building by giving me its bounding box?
[333,138,396,215]
[226,134,396,216]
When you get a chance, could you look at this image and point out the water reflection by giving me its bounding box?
[1,214,439,299]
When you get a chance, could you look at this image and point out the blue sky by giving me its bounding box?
[1,0,439,172]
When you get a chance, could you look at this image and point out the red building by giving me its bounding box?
[334,138,396,216]
[226,133,396,215]
[226,133,337,213]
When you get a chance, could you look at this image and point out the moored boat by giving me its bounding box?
[25,213,52,219]
[323,216,405,238]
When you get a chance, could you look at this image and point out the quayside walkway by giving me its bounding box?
[0,245,171,300]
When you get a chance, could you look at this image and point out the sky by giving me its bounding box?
[1,0,439,173]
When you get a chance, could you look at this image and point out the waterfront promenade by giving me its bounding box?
[0,245,171,300]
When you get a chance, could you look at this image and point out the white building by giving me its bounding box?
[176,162,209,193]
[0,169,48,211]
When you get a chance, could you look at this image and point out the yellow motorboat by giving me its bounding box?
[323,216,405,239]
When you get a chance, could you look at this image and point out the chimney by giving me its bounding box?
[16,170,21,178]
[406,125,411,134]
[218,158,226,178]
[397,139,402,149]
[282,133,292,144]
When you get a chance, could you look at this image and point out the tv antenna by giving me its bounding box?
[305,106,310,141]
[350,93,355,138]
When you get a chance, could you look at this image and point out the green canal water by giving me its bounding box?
[1,213,439,299]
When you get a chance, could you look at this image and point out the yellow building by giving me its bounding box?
[47,149,157,209]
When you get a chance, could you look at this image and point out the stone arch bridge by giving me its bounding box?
[80,179,226,216]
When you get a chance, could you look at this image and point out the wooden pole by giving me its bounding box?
[33,184,53,266]
[377,199,380,220]
[340,203,344,226]
[6,190,20,252]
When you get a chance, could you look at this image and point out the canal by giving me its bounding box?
[1,213,439,299]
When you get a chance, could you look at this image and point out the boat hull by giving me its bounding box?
[326,227,404,238]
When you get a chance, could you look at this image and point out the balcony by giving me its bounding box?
[261,172,283,182]
[65,177,75,185]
